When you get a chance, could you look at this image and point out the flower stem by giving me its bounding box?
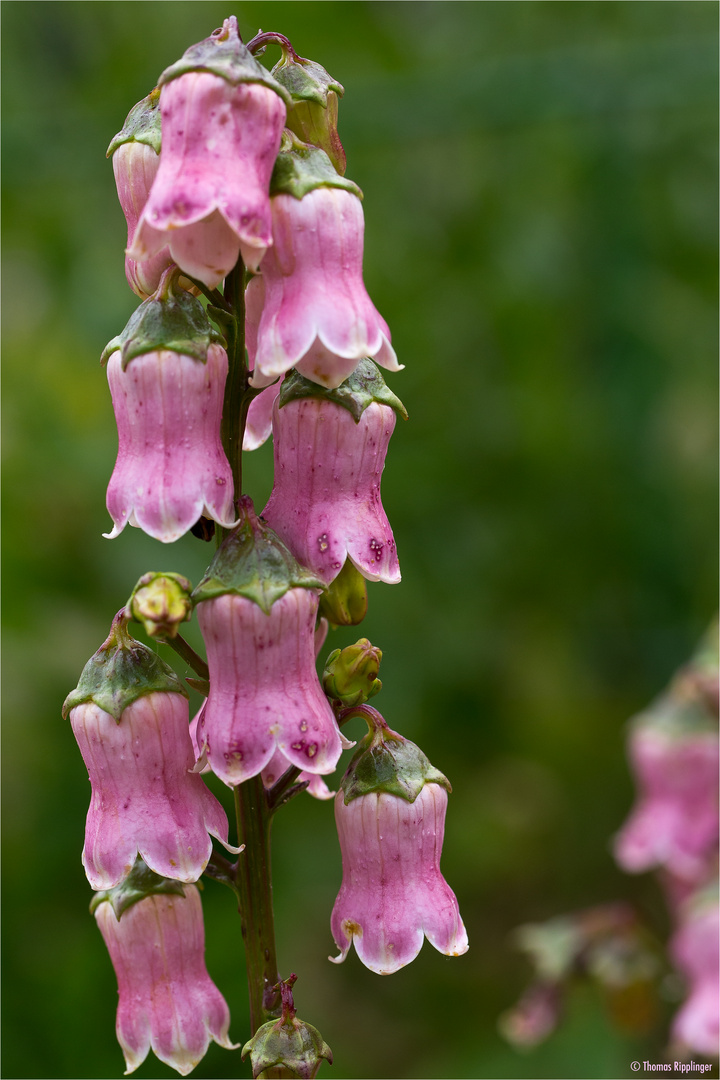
[160,632,209,681]
[233,778,283,1029]
[219,257,247,540]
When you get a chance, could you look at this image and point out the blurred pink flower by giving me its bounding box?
[105,344,236,543]
[196,589,342,787]
[113,141,175,299]
[670,896,720,1057]
[613,726,719,882]
[330,783,468,974]
[95,885,237,1075]
[71,692,231,890]
[247,188,401,389]
[262,396,400,585]
[129,72,285,288]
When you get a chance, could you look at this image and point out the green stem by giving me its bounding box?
[160,632,209,681]
[218,258,247,546]
[233,778,282,1028]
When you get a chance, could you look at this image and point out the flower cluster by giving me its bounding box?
[614,626,719,1058]
[68,17,468,1077]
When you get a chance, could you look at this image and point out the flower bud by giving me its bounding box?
[261,362,406,586]
[329,707,467,974]
[242,974,333,1079]
[129,17,290,288]
[318,558,368,627]
[102,272,236,543]
[126,571,192,638]
[247,181,401,388]
[322,639,382,707]
[193,498,343,786]
[272,51,346,174]
[93,872,238,1075]
[64,613,233,888]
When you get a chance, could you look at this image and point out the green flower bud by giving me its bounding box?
[126,572,193,639]
[318,559,368,627]
[322,639,382,707]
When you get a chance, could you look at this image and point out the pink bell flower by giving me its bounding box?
[95,885,237,1075]
[104,343,236,543]
[196,587,342,787]
[130,71,286,289]
[670,896,720,1057]
[112,140,176,300]
[330,782,469,974]
[613,725,719,883]
[71,691,232,890]
[247,187,402,389]
[261,393,400,585]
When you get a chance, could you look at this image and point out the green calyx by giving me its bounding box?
[107,87,161,158]
[339,707,451,804]
[101,270,224,370]
[279,359,408,424]
[272,54,344,109]
[90,856,186,920]
[62,611,188,722]
[192,496,323,615]
[270,130,360,200]
[158,16,292,106]
[323,638,381,706]
[242,974,333,1080]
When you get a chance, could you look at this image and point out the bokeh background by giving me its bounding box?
[2,2,717,1078]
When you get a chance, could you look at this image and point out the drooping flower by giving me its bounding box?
[193,498,343,787]
[102,275,236,543]
[93,871,237,1075]
[670,892,720,1057]
[247,184,401,389]
[129,18,289,289]
[108,89,176,299]
[64,614,233,890]
[261,362,405,585]
[613,724,719,883]
[329,706,468,974]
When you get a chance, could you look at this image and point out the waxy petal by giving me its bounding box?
[262,398,400,585]
[72,693,230,889]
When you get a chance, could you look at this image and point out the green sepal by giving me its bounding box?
[271,55,344,108]
[101,276,225,370]
[279,359,408,423]
[90,855,186,920]
[192,497,323,615]
[107,87,161,158]
[158,17,292,107]
[340,717,451,805]
[242,1018,332,1080]
[322,638,381,706]
[270,131,360,200]
[62,612,188,722]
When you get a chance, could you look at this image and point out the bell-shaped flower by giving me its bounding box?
[129,18,289,289]
[102,275,236,543]
[193,498,343,787]
[94,873,237,1075]
[329,706,468,974]
[613,723,719,883]
[108,89,176,299]
[64,614,233,890]
[261,363,405,585]
[670,892,720,1057]
[247,183,401,389]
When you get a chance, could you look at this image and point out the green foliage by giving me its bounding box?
[2,2,716,1078]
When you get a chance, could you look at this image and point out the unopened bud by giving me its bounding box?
[242,974,333,1079]
[318,559,367,627]
[127,572,193,638]
[322,638,381,707]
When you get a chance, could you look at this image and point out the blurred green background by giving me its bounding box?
[2,2,717,1078]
